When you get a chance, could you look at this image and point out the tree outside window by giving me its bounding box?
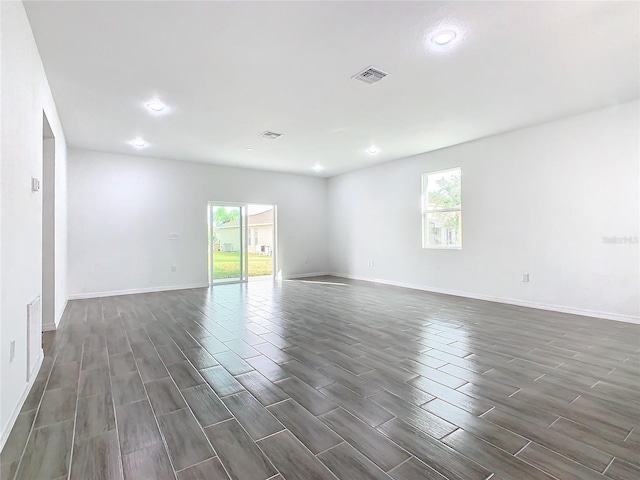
[422,168,462,249]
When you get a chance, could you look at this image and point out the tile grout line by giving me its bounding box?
[263,397,290,409]
[546,416,561,429]
[65,306,86,480]
[508,387,523,398]
[386,455,414,475]
[602,455,616,476]
[513,440,531,456]
[172,455,216,474]
[101,298,126,480]
[313,436,348,459]
[478,406,495,418]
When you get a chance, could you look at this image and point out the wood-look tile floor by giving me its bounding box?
[2,276,639,480]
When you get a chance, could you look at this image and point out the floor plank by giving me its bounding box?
[69,430,123,480]
[204,419,276,480]
[121,443,175,480]
[268,399,342,454]
[221,391,284,440]
[318,442,392,480]
[257,430,336,480]
[157,408,214,471]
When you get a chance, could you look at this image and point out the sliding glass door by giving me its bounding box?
[208,203,247,284]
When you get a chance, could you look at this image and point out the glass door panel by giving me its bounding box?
[246,204,275,280]
[208,203,246,284]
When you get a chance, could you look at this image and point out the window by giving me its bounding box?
[422,167,461,249]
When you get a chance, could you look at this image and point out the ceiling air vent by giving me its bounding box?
[261,131,283,140]
[352,66,389,85]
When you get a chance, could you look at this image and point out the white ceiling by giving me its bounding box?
[24,1,639,177]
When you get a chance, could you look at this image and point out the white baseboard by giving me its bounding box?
[0,351,44,452]
[68,283,209,300]
[328,272,640,325]
[284,272,330,280]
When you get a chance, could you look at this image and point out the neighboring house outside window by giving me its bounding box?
[215,209,275,255]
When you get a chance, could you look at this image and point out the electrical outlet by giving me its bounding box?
[368,260,375,267]
[522,273,530,282]
[10,340,15,362]
[171,265,177,272]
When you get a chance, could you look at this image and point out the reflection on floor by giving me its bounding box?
[1,276,639,480]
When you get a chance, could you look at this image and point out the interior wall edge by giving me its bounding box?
[41,298,68,331]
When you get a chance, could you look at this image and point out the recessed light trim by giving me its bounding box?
[432,30,457,46]
[312,164,325,172]
[367,146,380,155]
[144,99,167,113]
[245,148,253,151]
[130,137,147,148]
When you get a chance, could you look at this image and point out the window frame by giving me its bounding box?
[421,167,462,250]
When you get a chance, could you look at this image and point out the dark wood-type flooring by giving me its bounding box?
[2,276,639,480]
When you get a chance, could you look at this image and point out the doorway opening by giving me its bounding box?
[207,203,276,284]
[42,112,56,330]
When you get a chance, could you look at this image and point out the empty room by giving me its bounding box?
[1,1,639,479]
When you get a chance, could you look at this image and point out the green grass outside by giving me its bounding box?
[212,251,273,279]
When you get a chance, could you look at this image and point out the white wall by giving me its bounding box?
[0,0,68,446]
[67,149,328,297]
[328,101,640,322]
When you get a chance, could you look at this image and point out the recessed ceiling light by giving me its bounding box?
[130,137,147,148]
[432,30,457,46]
[144,99,167,112]
[245,148,253,151]
[367,146,380,155]
[312,164,325,172]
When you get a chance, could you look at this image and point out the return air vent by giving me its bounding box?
[352,66,389,84]
[261,131,283,140]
